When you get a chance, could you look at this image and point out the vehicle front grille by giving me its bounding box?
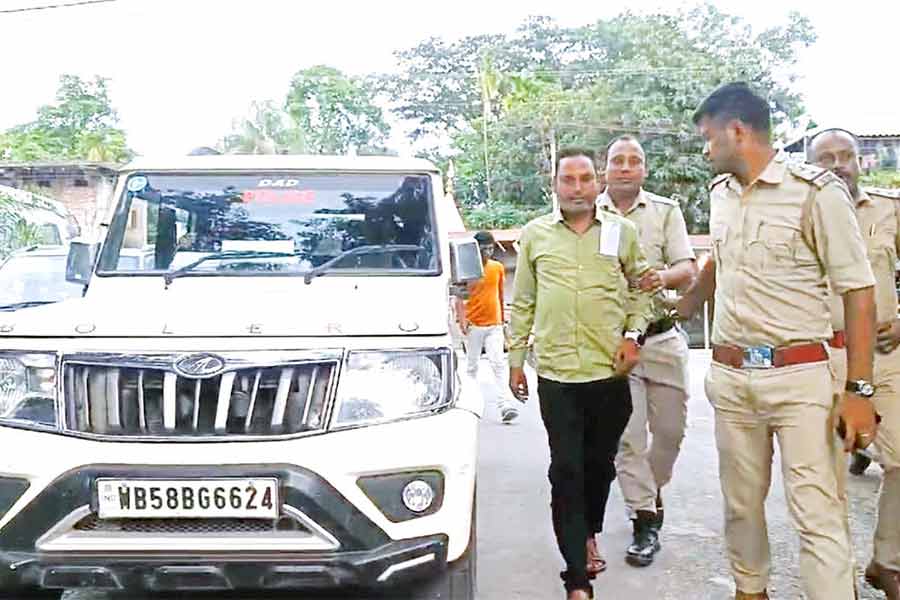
[74,514,309,534]
[61,352,339,439]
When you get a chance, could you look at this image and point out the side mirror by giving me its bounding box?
[66,241,99,285]
[449,238,484,284]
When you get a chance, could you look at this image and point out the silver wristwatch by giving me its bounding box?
[845,379,875,398]
[624,330,643,346]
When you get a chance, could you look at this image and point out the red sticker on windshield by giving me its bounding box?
[243,189,315,204]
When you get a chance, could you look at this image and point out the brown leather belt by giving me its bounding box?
[829,330,845,349]
[712,342,828,369]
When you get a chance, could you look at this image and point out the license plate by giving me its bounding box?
[96,478,280,519]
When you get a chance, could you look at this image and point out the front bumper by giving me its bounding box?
[3,536,448,591]
[0,409,479,591]
[0,464,449,591]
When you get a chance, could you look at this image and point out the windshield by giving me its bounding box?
[97,172,439,277]
[0,254,83,307]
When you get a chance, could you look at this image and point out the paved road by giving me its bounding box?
[51,350,887,599]
[476,350,884,600]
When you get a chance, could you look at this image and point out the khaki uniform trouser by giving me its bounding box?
[705,359,855,599]
[615,328,689,517]
[831,346,900,572]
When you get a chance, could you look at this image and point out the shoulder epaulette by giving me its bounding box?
[865,186,900,200]
[648,194,677,207]
[708,173,729,191]
[787,162,837,189]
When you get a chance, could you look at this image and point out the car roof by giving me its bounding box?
[120,154,440,174]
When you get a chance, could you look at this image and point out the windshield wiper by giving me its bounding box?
[0,300,56,312]
[303,244,425,285]
[163,250,300,287]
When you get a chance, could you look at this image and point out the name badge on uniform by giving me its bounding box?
[598,220,621,257]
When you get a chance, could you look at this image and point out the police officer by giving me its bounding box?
[677,83,878,600]
[811,127,900,598]
[598,135,697,567]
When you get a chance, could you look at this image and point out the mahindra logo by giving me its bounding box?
[173,353,226,378]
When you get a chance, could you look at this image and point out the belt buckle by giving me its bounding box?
[742,346,774,369]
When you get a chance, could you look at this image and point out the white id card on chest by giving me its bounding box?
[598,220,621,257]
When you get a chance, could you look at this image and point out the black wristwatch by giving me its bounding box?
[845,379,875,398]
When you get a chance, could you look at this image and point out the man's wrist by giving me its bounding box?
[657,269,670,289]
[508,349,527,369]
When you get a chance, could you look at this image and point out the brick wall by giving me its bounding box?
[0,168,116,234]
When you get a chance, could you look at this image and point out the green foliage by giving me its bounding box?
[220,101,308,155]
[383,6,816,232]
[285,66,389,155]
[0,75,132,163]
[222,67,390,156]
[861,169,900,189]
[0,191,44,258]
[463,205,549,230]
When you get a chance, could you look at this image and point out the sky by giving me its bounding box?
[1,0,898,157]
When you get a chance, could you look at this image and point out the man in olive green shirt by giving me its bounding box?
[508,147,652,600]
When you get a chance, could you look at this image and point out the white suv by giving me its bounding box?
[0,155,482,599]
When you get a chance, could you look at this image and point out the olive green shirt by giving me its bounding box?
[509,208,652,383]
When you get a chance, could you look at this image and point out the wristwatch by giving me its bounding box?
[845,379,875,398]
[624,330,643,346]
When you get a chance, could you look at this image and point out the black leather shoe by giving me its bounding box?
[849,452,872,476]
[626,510,661,567]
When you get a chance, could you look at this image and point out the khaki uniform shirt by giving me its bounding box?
[509,209,651,383]
[709,151,874,348]
[829,187,900,330]
[598,189,696,322]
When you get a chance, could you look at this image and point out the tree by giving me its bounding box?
[285,66,389,154]
[0,190,43,258]
[0,75,132,163]
[383,6,817,231]
[219,100,308,155]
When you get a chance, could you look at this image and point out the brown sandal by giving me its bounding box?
[586,537,607,576]
[865,561,900,600]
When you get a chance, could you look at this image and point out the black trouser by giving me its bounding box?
[538,376,633,593]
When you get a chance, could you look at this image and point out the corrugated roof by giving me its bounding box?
[0,160,117,172]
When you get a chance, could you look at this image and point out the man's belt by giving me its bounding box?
[829,330,845,349]
[712,342,828,369]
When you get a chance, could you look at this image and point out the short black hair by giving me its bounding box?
[555,147,596,176]
[188,146,221,156]
[692,82,771,136]
[474,230,495,245]
[808,128,861,158]
[605,134,641,155]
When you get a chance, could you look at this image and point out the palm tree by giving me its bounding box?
[220,101,308,155]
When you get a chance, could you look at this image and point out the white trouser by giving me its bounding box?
[465,325,512,414]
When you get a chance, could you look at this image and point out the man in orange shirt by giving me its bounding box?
[457,231,520,423]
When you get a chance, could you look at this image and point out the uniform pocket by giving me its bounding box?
[586,254,625,291]
[751,223,798,272]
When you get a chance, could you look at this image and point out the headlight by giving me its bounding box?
[0,352,58,429]
[331,349,453,429]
